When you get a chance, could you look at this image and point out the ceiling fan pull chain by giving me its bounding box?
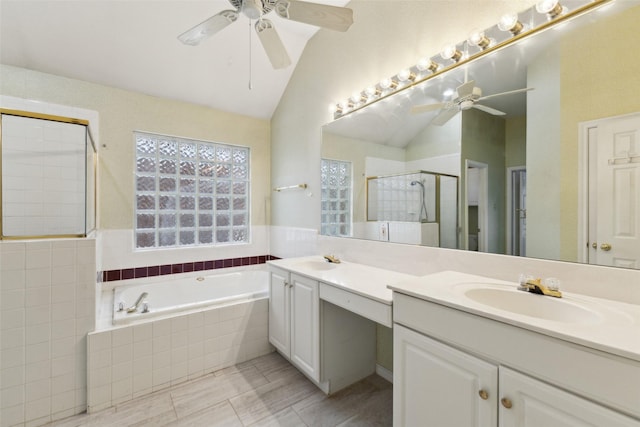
[248,19,253,90]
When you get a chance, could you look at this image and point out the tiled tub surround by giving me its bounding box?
[0,239,96,427]
[88,283,271,412]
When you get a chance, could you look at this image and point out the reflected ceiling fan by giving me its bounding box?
[178,0,354,69]
[411,80,534,126]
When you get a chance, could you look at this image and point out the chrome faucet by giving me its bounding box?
[518,277,562,298]
[126,292,149,313]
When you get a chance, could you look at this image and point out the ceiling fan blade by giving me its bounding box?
[432,106,460,126]
[411,103,446,115]
[473,104,506,116]
[178,10,238,46]
[478,87,534,102]
[255,19,292,69]
[456,80,476,99]
[275,0,353,32]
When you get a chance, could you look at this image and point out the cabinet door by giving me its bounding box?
[268,268,290,356]
[290,274,320,381]
[499,367,640,427]
[394,325,497,427]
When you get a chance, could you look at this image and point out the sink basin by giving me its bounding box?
[295,260,338,271]
[461,286,602,324]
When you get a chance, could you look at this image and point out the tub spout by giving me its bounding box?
[127,292,148,313]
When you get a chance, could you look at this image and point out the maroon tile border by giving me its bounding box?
[100,254,279,283]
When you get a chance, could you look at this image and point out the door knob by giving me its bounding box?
[478,390,489,400]
[591,242,597,249]
[600,243,612,251]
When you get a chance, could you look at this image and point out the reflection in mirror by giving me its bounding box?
[365,171,458,248]
[321,0,640,270]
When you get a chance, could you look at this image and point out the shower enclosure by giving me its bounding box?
[0,109,97,239]
[366,170,458,248]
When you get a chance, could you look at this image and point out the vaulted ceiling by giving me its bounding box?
[0,0,349,119]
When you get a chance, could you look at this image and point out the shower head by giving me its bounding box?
[410,180,424,188]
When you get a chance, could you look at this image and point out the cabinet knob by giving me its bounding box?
[478,390,489,400]
[600,243,612,251]
[501,397,513,409]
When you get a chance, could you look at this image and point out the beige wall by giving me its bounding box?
[505,116,526,168]
[461,108,506,254]
[0,65,271,231]
[559,5,640,261]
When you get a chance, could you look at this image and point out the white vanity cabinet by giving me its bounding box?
[394,324,639,427]
[268,267,320,381]
[394,325,497,426]
[392,292,640,427]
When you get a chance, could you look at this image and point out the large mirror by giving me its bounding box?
[321,0,640,269]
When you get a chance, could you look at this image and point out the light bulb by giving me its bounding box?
[498,13,524,35]
[366,86,380,98]
[417,58,439,73]
[441,45,463,62]
[397,69,415,82]
[379,78,397,90]
[536,0,564,18]
[468,30,491,49]
[350,92,362,103]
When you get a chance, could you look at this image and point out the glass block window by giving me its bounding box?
[134,132,250,249]
[320,159,352,237]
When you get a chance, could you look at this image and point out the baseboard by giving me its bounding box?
[376,364,393,383]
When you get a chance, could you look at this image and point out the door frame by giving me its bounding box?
[464,160,488,252]
[506,165,526,256]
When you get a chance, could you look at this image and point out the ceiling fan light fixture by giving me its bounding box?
[536,0,565,18]
[498,13,524,35]
[440,45,463,62]
[242,0,264,19]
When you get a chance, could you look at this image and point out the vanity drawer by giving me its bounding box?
[319,283,392,327]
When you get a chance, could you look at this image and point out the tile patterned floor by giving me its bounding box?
[46,352,393,427]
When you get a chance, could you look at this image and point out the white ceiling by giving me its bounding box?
[0,0,348,120]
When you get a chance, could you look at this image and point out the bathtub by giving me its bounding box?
[112,269,269,325]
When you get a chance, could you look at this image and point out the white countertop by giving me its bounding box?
[389,271,640,362]
[268,256,414,304]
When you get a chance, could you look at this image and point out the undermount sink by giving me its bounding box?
[295,260,338,271]
[460,285,602,324]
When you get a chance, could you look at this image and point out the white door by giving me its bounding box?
[499,367,640,427]
[268,268,290,356]
[290,274,320,381]
[393,325,497,427]
[590,113,640,268]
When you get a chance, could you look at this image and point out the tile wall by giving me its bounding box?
[0,239,96,427]
[87,298,271,412]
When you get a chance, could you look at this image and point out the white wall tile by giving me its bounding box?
[1,384,25,408]
[25,286,51,307]
[25,323,51,345]
[25,250,51,270]
[25,378,50,403]
[1,346,24,370]
[1,403,25,426]
[1,288,25,310]
[25,267,51,288]
[1,327,24,350]
[1,365,25,389]
[25,305,50,326]
[25,360,50,383]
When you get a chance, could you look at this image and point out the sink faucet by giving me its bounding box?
[127,292,149,313]
[518,277,562,298]
[323,254,341,264]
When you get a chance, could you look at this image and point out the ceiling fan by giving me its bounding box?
[178,0,354,69]
[411,80,534,126]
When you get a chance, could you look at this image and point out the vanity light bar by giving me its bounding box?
[330,0,610,120]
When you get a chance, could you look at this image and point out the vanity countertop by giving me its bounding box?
[268,256,414,304]
[389,271,640,362]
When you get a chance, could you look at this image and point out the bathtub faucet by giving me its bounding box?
[127,292,149,313]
